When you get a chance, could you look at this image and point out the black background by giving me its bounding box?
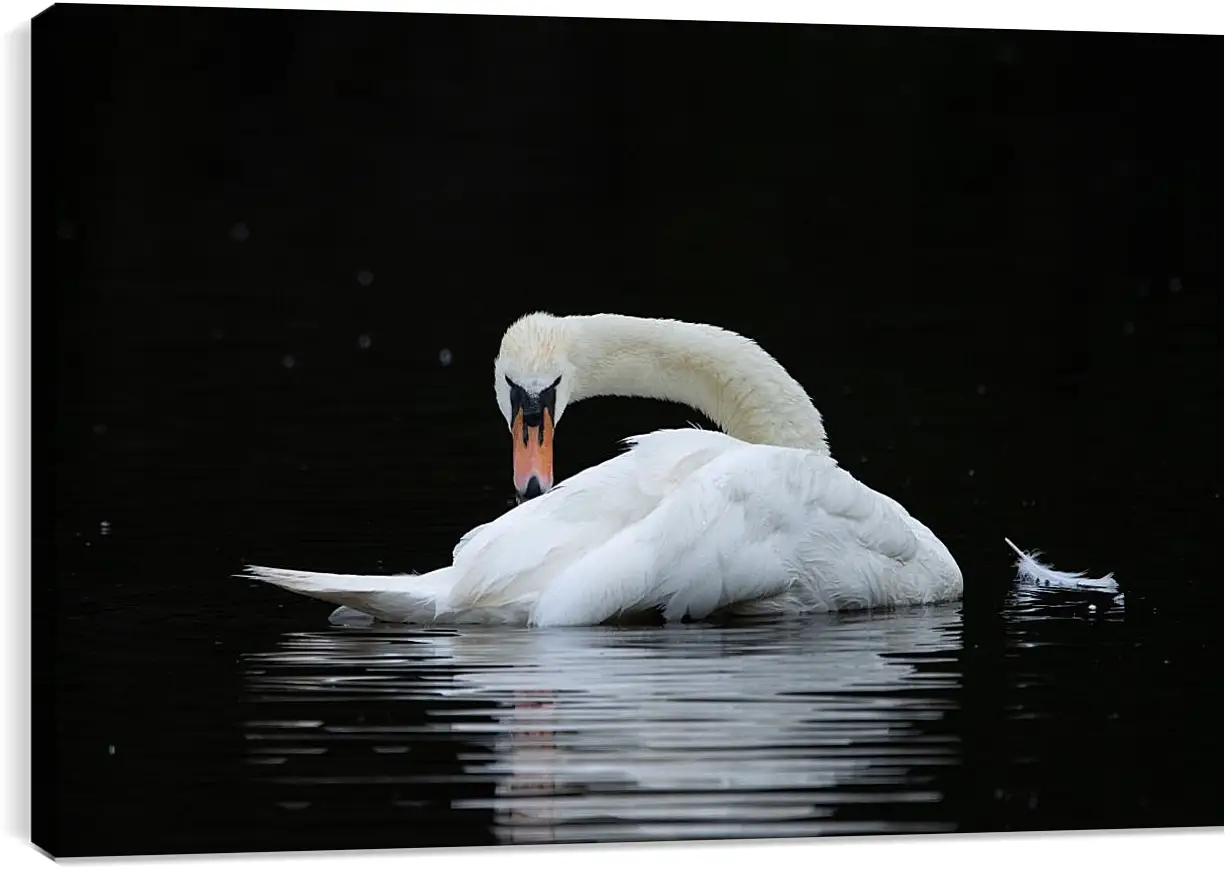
[34,3,1222,858]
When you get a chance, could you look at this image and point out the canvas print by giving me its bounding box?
[32,2,1222,858]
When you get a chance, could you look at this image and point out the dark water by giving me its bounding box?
[36,5,1222,858]
[244,611,970,845]
[45,541,1218,858]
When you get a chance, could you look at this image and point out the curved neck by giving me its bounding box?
[566,314,829,453]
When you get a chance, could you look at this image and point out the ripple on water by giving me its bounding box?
[241,607,969,843]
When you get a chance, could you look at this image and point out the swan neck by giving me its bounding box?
[568,315,829,453]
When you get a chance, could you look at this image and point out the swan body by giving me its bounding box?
[247,313,963,626]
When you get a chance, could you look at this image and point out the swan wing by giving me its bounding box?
[245,428,742,624]
[247,428,961,626]
[438,428,745,615]
[528,442,961,626]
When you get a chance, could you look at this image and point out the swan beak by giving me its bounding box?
[512,407,554,502]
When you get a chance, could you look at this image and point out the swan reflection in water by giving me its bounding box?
[242,606,966,844]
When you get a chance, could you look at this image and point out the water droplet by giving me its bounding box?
[357,269,374,286]
[1169,277,1182,294]
[358,334,372,349]
[1122,321,1135,336]
[967,468,975,477]
[99,521,111,535]
[976,384,987,395]
[107,744,115,755]
[229,222,249,242]
[438,348,453,366]
[282,355,296,369]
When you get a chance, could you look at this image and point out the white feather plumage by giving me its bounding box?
[1003,537,1119,594]
[245,428,964,627]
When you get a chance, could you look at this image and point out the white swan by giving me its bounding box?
[246,313,963,626]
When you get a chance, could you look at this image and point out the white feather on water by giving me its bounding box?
[1003,537,1120,595]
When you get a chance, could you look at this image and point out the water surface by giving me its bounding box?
[219,580,1191,851]
[244,608,966,844]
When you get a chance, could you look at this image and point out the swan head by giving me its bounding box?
[493,312,577,502]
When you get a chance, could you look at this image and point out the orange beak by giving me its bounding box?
[512,408,554,501]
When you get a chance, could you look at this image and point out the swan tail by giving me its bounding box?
[242,564,455,623]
